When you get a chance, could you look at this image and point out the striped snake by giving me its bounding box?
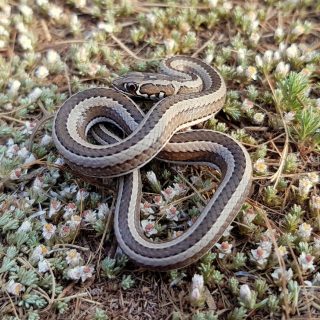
[52,56,252,270]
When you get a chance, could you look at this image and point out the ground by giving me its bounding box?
[0,0,320,319]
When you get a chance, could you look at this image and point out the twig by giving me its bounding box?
[109,33,158,62]
[264,71,289,187]
[4,291,20,319]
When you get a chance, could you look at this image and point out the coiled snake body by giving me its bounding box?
[52,56,252,270]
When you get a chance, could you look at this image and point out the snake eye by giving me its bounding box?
[126,82,137,93]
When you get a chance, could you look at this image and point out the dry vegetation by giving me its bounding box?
[0,0,320,319]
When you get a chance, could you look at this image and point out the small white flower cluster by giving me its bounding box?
[140,171,189,237]
[82,203,110,224]
[251,238,272,269]
[298,173,318,198]
[215,241,233,258]
[189,274,205,306]
[67,265,94,282]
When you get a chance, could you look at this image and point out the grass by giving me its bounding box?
[0,0,320,319]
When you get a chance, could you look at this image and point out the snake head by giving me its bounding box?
[112,72,146,97]
[112,72,173,100]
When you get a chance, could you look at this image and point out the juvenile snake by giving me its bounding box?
[52,56,252,270]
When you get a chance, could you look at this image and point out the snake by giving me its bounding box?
[52,56,252,270]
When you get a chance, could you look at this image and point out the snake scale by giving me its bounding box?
[52,56,252,270]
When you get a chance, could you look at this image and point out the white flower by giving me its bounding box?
[251,246,270,266]
[28,87,42,102]
[205,53,214,64]
[275,61,290,77]
[255,54,263,68]
[141,219,157,237]
[6,280,25,296]
[31,245,48,262]
[38,259,50,273]
[242,99,254,112]
[83,210,97,224]
[23,121,37,135]
[55,157,65,166]
[192,274,204,291]
[67,266,82,281]
[6,144,19,158]
[263,50,273,64]
[75,46,89,63]
[48,4,63,20]
[37,0,48,6]
[250,32,260,45]
[238,48,247,62]
[16,21,28,34]
[298,252,315,272]
[33,176,44,191]
[60,184,77,197]
[165,206,179,221]
[278,42,287,53]
[73,0,86,8]
[292,24,305,36]
[18,34,32,50]
[0,25,9,37]
[236,65,244,75]
[66,249,81,266]
[311,195,320,210]
[19,4,33,17]
[172,183,188,196]
[17,147,30,159]
[42,223,56,240]
[40,134,52,146]
[97,22,114,33]
[246,66,257,80]
[17,220,32,233]
[299,177,313,197]
[314,238,320,251]
[59,224,71,238]
[24,153,36,164]
[284,111,295,123]
[273,51,281,61]
[164,38,176,53]
[239,284,252,305]
[63,202,77,219]
[190,287,201,301]
[253,112,265,124]
[253,159,268,174]
[297,223,312,239]
[259,240,272,253]
[97,203,109,219]
[308,172,319,184]
[223,1,232,10]
[271,268,293,282]
[76,189,89,202]
[67,215,82,229]
[49,199,62,217]
[34,66,49,79]
[275,27,284,39]
[80,265,94,282]
[286,44,300,59]
[140,201,154,215]
[161,186,178,202]
[222,225,233,237]
[208,0,218,7]
[277,245,288,257]
[153,195,164,206]
[7,80,21,97]
[215,241,232,258]
[46,49,60,64]
[313,273,320,286]
[67,266,94,282]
